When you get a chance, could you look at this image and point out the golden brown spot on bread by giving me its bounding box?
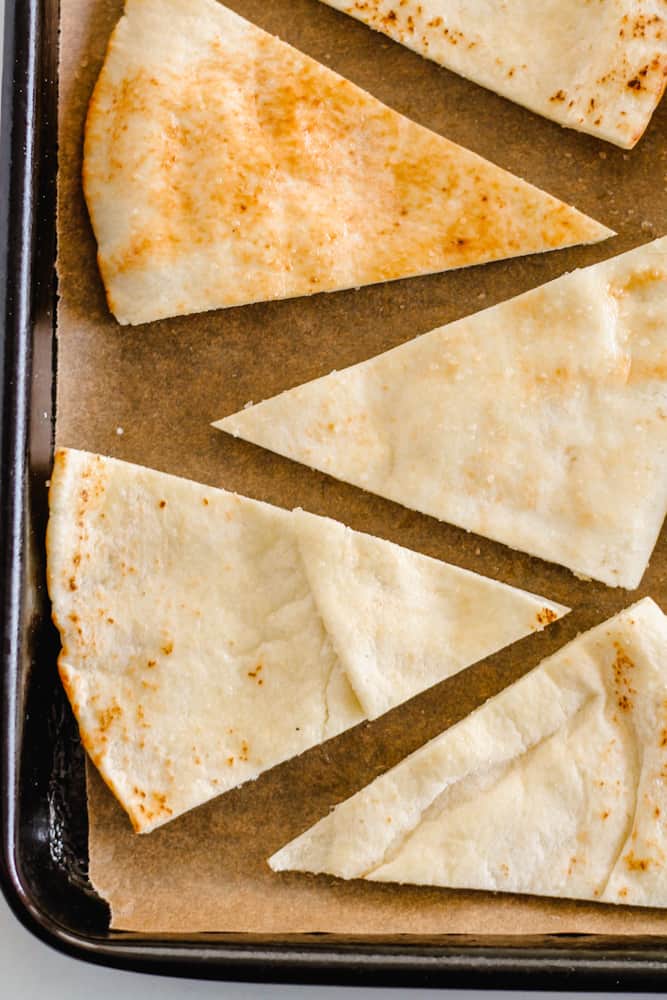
[611,268,666,299]
[151,792,173,817]
[159,500,167,509]
[97,703,122,734]
[612,641,637,713]
[136,704,150,729]
[247,664,263,681]
[535,607,558,627]
[161,640,174,655]
[625,851,652,872]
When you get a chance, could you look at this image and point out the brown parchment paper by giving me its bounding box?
[57,0,667,935]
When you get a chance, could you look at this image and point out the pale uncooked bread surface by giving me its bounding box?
[272,598,667,909]
[217,238,667,590]
[46,448,567,833]
[83,0,612,325]
[318,0,667,148]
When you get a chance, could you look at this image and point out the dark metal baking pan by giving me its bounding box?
[4,0,667,986]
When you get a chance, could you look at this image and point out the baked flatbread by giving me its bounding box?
[318,1,667,148]
[83,0,612,326]
[271,598,667,909]
[46,448,567,833]
[216,238,667,590]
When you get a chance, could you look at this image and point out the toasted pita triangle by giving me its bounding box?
[46,449,567,833]
[83,0,611,326]
[216,238,667,589]
[271,598,667,909]
[318,1,667,148]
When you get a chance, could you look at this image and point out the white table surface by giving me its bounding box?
[0,2,660,996]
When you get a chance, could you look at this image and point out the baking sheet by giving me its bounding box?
[57,0,667,933]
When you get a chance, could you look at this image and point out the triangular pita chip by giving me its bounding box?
[217,237,667,590]
[46,449,567,833]
[317,1,667,148]
[271,598,667,909]
[83,0,612,326]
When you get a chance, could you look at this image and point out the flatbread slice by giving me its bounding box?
[216,237,667,590]
[83,0,612,326]
[46,448,567,833]
[271,598,667,909]
[318,1,667,148]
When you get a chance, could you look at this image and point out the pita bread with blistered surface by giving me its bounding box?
[83,0,612,326]
[318,0,667,148]
[271,598,667,910]
[217,237,667,590]
[46,448,567,833]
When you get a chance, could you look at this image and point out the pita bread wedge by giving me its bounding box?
[83,0,612,326]
[216,237,667,590]
[318,1,667,148]
[46,448,567,833]
[271,598,667,909]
